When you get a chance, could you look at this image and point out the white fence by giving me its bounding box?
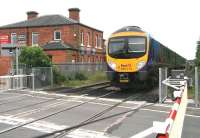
[0,74,34,91]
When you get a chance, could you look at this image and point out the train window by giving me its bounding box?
[128,37,145,53]
[108,38,125,54]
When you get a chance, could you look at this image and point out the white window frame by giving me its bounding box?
[87,32,90,47]
[32,32,39,46]
[54,31,61,41]
[81,32,84,46]
[98,36,102,49]
[95,35,98,48]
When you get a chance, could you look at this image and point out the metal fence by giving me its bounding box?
[194,67,200,107]
[159,68,168,103]
[32,67,53,90]
[14,67,53,90]
[0,74,34,91]
[54,63,107,78]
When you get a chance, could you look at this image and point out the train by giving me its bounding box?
[106,26,186,88]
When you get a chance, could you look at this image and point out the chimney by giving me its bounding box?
[27,11,38,20]
[69,8,80,22]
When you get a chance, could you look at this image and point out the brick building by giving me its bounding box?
[0,8,105,66]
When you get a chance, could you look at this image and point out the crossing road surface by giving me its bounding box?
[0,90,199,138]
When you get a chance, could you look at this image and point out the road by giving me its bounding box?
[0,89,199,138]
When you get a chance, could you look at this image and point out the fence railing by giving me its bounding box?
[54,63,107,78]
[0,74,34,91]
[32,67,53,90]
[194,67,199,107]
[159,68,168,103]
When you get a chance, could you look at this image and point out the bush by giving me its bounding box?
[74,72,88,80]
[19,47,52,67]
[53,68,66,85]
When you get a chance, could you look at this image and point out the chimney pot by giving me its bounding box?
[27,11,38,20]
[69,8,80,22]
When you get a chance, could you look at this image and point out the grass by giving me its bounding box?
[188,86,195,99]
[63,71,108,87]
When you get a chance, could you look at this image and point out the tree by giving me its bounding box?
[196,41,200,67]
[19,47,52,67]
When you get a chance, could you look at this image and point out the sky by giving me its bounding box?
[0,0,199,60]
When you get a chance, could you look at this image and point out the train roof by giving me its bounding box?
[113,26,144,34]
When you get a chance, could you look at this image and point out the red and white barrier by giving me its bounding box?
[154,80,187,138]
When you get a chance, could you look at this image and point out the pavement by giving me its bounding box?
[0,89,199,138]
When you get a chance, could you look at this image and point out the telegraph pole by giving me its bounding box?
[16,46,19,75]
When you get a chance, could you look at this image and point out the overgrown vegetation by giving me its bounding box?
[195,41,200,67]
[19,47,107,86]
[63,71,107,87]
[19,47,52,67]
[53,67,66,85]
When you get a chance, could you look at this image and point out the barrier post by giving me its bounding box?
[32,73,35,91]
[154,79,188,138]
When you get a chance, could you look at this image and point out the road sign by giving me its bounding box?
[0,34,10,44]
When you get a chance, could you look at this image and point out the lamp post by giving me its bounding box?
[16,46,19,75]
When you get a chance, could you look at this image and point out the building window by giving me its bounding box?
[11,33,17,45]
[54,31,61,41]
[95,35,98,48]
[87,32,90,47]
[81,32,84,46]
[98,36,102,49]
[32,32,39,46]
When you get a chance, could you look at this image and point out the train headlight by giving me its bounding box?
[108,61,116,70]
[137,61,146,70]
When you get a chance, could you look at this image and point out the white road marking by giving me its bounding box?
[11,100,68,117]
[129,127,154,138]
[141,108,200,118]
[2,90,199,118]
[0,95,26,101]
[154,103,200,110]
[104,102,146,134]
[8,94,87,118]
[0,115,118,138]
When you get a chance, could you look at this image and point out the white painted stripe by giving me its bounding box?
[0,115,66,133]
[154,103,200,110]
[172,102,180,111]
[0,115,117,138]
[129,127,154,138]
[104,102,146,133]
[68,129,118,138]
[141,108,200,118]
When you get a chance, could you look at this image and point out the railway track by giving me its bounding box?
[35,91,157,138]
[0,82,159,137]
[0,82,112,115]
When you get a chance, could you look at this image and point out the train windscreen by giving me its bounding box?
[128,37,145,53]
[108,38,125,55]
[108,37,146,58]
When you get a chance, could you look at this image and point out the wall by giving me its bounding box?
[0,24,105,64]
[45,50,68,64]
[0,56,12,75]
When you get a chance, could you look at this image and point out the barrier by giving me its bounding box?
[154,78,188,138]
[0,74,34,91]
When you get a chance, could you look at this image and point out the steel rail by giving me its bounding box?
[54,93,143,138]
[0,90,116,135]
[0,84,110,115]
[35,102,156,138]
